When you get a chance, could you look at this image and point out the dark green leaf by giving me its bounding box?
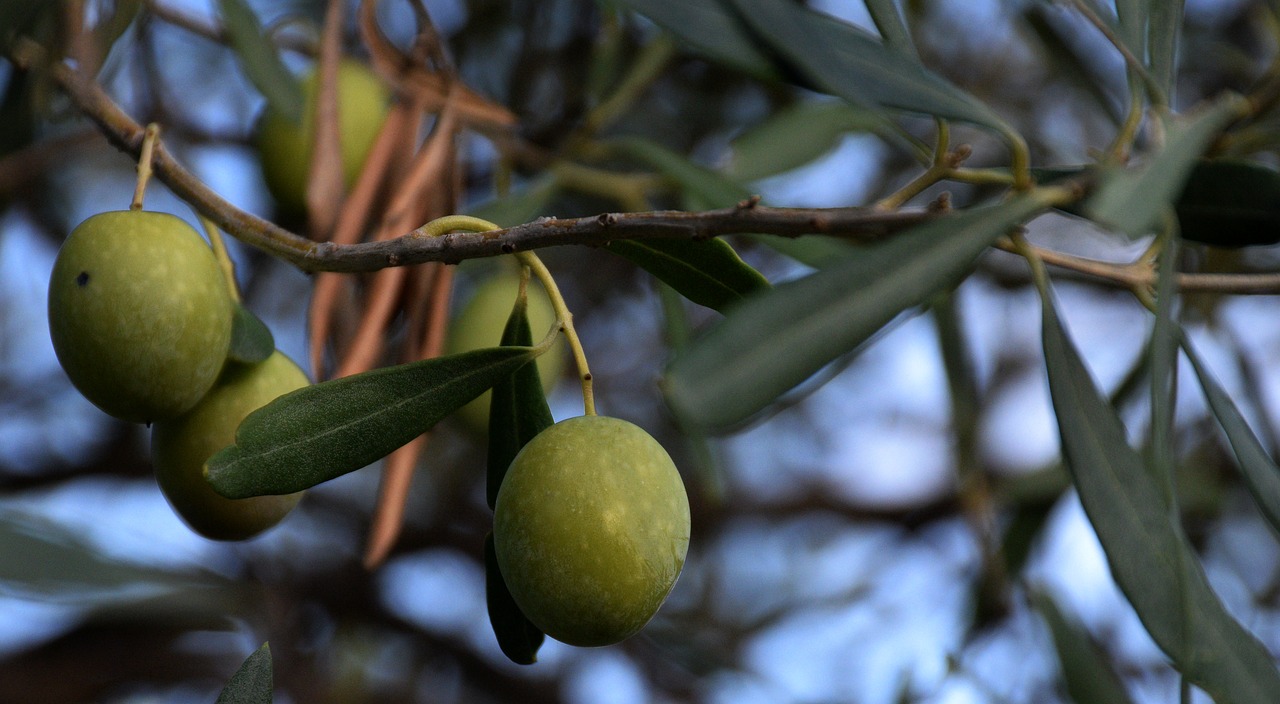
[1030,590,1135,704]
[665,192,1053,430]
[1146,225,1179,500]
[208,347,538,498]
[1022,8,1123,125]
[604,138,771,310]
[1040,285,1280,703]
[1147,0,1185,104]
[487,287,554,508]
[227,304,276,365]
[607,0,779,79]
[1183,336,1280,536]
[484,533,544,664]
[218,0,304,125]
[606,238,770,313]
[748,233,857,269]
[865,0,915,57]
[1174,160,1280,248]
[728,100,918,182]
[216,643,273,704]
[1087,95,1247,236]
[725,0,1010,132]
[1113,0,1145,65]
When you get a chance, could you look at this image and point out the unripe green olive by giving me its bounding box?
[150,351,308,541]
[47,210,233,424]
[255,59,390,215]
[493,415,690,647]
[445,271,564,432]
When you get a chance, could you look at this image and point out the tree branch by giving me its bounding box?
[22,37,1280,295]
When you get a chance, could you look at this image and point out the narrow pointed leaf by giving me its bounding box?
[666,192,1052,430]
[1087,94,1247,236]
[216,642,272,704]
[487,291,554,508]
[1184,336,1280,535]
[606,137,771,310]
[1147,0,1185,103]
[227,304,275,365]
[1174,160,1280,248]
[606,238,770,313]
[1040,287,1280,703]
[1031,591,1135,704]
[865,0,915,56]
[725,0,1010,132]
[218,0,304,124]
[606,0,778,79]
[728,100,916,182]
[1146,227,1179,500]
[484,533,544,664]
[208,347,538,498]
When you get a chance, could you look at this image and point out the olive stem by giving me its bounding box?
[200,215,241,304]
[414,215,597,417]
[130,122,161,210]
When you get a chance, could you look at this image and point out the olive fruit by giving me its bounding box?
[150,351,308,541]
[493,415,690,646]
[47,210,233,424]
[445,271,564,432]
[255,59,390,215]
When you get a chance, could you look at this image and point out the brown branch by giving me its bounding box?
[25,37,1280,295]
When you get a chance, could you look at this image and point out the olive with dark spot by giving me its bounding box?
[48,210,233,423]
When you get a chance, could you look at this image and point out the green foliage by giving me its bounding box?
[665,193,1055,430]
[1040,284,1280,703]
[1031,591,1134,704]
[217,0,302,124]
[1087,95,1247,236]
[227,304,275,366]
[216,643,273,704]
[207,347,540,498]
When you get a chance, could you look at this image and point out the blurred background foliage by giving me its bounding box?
[4,0,1280,702]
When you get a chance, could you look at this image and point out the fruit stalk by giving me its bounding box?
[131,123,161,211]
[415,214,597,416]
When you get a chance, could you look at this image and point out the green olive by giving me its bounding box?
[255,59,390,215]
[47,210,233,424]
[445,270,564,432]
[493,415,690,647]
[150,351,308,541]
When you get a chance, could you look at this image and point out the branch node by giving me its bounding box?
[737,195,762,210]
[597,212,618,226]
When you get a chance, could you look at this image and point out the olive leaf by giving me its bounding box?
[217,0,304,125]
[1174,160,1280,248]
[1086,94,1247,237]
[486,286,554,509]
[665,192,1053,431]
[606,239,770,313]
[604,138,771,312]
[723,0,1011,133]
[226,304,275,365]
[207,347,539,498]
[1039,284,1280,703]
[605,0,779,79]
[484,533,545,665]
[727,100,918,182]
[1183,335,1280,536]
[1030,591,1135,704]
[216,642,273,704]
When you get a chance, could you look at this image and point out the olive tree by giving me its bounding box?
[4,1,1280,702]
